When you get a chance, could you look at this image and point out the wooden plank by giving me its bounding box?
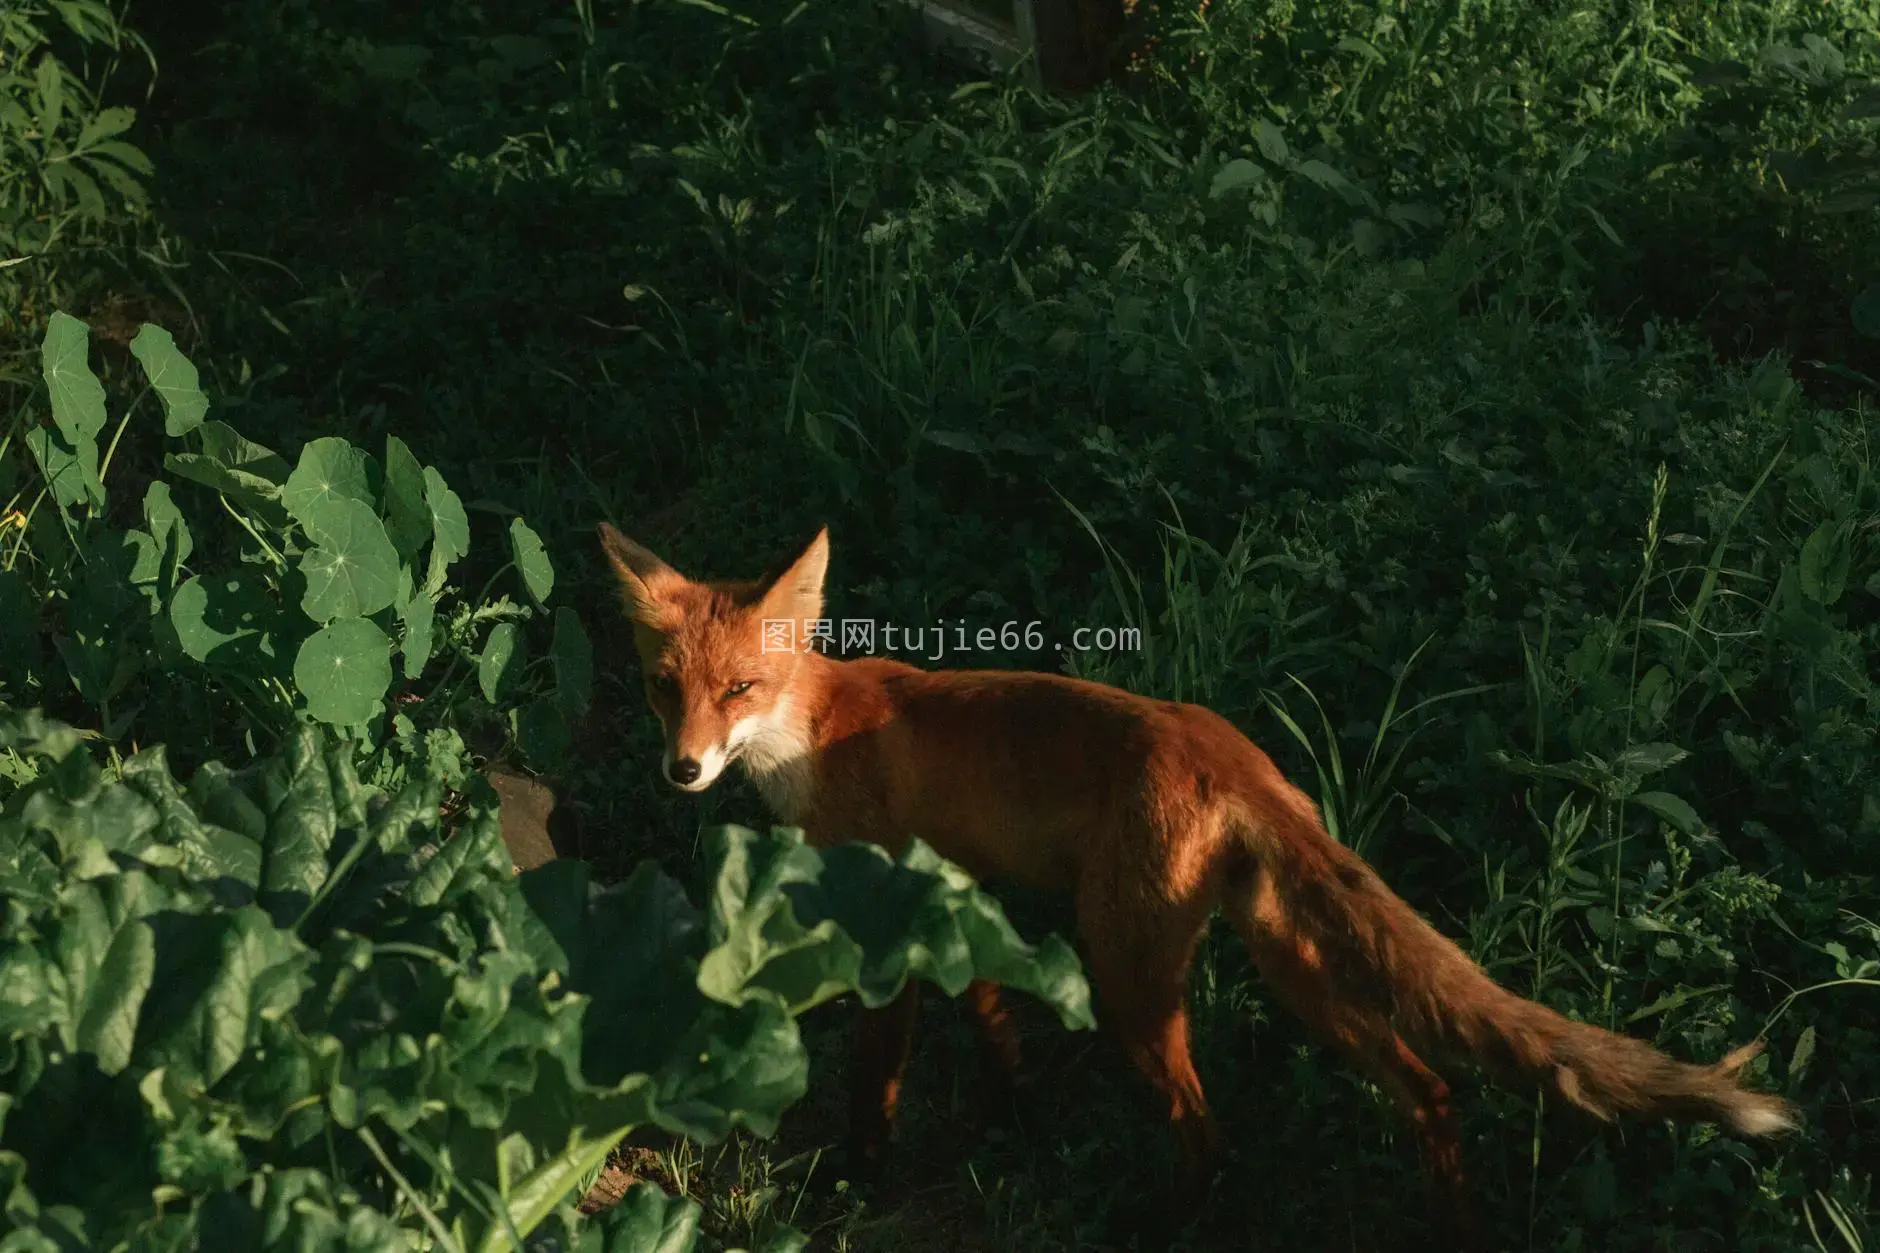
[915,0,1038,86]
[486,767,561,872]
[896,0,1123,92]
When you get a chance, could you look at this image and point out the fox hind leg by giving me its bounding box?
[962,978,1025,1127]
[1074,876,1222,1212]
[847,982,921,1179]
[1229,898,1486,1251]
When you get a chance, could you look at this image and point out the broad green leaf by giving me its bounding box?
[40,311,107,452]
[193,1166,414,1252]
[381,435,431,560]
[559,1177,702,1253]
[153,1118,250,1193]
[59,875,160,1074]
[699,827,1096,1030]
[1797,520,1852,606]
[410,804,510,907]
[551,608,592,718]
[1209,157,1266,198]
[164,421,291,522]
[130,481,194,602]
[25,424,103,510]
[170,571,281,667]
[1253,119,1289,165]
[19,769,161,878]
[134,907,311,1087]
[129,324,210,437]
[479,622,523,703]
[294,618,393,728]
[298,499,402,622]
[36,52,66,136]
[424,465,470,590]
[434,949,584,1129]
[201,423,290,482]
[526,861,708,1086]
[75,104,136,147]
[1790,1025,1817,1081]
[119,747,264,887]
[509,518,553,604]
[253,727,369,906]
[284,438,375,544]
[0,708,86,762]
[1611,742,1688,779]
[1294,158,1366,206]
[1632,790,1703,836]
[398,580,435,680]
[0,947,57,1039]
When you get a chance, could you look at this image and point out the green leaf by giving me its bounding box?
[509,517,553,605]
[551,608,592,718]
[1209,157,1266,199]
[1632,790,1703,836]
[253,726,369,905]
[25,421,103,510]
[170,571,282,667]
[398,580,436,680]
[480,622,523,703]
[129,324,210,437]
[1293,158,1367,207]
[40,311,107,452]
[1797,520,1852,606]
[295,617,394,727]
[59,875,162,1074]
[571,1179,703,1253]
[698,827,1096,1029]
[164,421,291,522]
[119,747,264,888]
[284,438,375,544]
[1611,742,1688,779]
[134,907,311,1087]
[298,499,403,622]
[133,481,194,601]
[424,465,470,595]
[381,435,431,560]
[1253,119,1289,165]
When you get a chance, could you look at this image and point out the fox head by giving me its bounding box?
[597,522,826,794]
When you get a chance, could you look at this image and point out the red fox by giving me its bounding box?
[597,521,1798,1244]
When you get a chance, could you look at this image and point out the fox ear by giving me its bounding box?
[760,526,829,633]
[597,522,679,626]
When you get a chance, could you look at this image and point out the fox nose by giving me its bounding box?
[667,758,702,786]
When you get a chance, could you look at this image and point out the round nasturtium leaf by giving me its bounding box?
[284,437,374,545]
[423,466,470,566]
[479,621,523,703]
[509,517,553,605]
[381,435,432,560]
[170,571,278,667]
[399,583,436,680]
[295,617,393,727]
[298,499,403,623]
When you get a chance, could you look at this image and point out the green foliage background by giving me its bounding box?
[2,0,1877,1248]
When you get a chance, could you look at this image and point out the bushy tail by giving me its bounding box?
[1234,817,1801,1139]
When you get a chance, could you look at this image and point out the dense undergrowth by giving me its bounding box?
[2,0,1877,1248]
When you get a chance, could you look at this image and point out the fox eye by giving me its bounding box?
[649,674,678,697]
[724,680,754,699]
